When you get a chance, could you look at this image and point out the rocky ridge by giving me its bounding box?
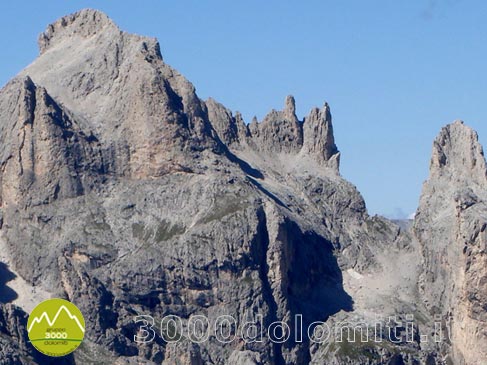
[414,121,487,365]
[0,9,485,365]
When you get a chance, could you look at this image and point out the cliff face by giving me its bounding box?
[0,9,485,365]
[23,9,220,180]
[414,121,487,365]
[0,76,104,207]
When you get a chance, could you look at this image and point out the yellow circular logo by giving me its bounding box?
[27,298,85,357]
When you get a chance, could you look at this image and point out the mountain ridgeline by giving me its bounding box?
[0,9,485,365]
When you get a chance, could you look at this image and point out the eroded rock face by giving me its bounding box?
[0,9,485,365]
[23,9,220,180]
[0,304,33,364]
[301,103,339,171]
[38,9,116,54]
[414,121,487,364]
[0,76,104,207]
[241,96,340,173]
[0,11,372,363]
[205,98,249,147]
[248,95,303,154]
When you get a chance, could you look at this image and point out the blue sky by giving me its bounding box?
[1,0,486,218]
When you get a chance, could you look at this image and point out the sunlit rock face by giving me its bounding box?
[0,9,485,365]
[414,121,487,365]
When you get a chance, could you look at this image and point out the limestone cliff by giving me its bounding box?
[0,9,485,365]
[414,121,487,365]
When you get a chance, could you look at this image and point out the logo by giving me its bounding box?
[27,298,85,357]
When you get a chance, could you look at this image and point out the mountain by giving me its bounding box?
[414,121,487,364]
[0,9,485,365]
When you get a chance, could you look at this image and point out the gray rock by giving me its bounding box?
[414,121,487,364]
[227,350,262,365]
[247,95,303,154]
[301,103,340,172]
[0,9,485,365]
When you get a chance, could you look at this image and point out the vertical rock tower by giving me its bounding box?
[415,121,487,364]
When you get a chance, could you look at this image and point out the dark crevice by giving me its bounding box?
[250,207,353,364]
[253,206,286,365]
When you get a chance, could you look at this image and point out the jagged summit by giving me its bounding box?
[284,94,297,119]
[430,120,487,185]
[38,9,120,55]
[248,95,302,154]
[18,9,342,179]
[244,95,339,171]
[302,102,339,170]
[417,120,487,222]
[2,8,487,365]
[18,9,222,178]
[414,120,487,364]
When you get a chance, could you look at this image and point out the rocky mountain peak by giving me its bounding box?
[8,9,487,365]
[19,9,221,178]
[38,9,118,54]
[430,120,487,187]
[416,121,487,224]
[414,120,487,364]
[301,102,339,171]
[205,97,246,146]
[284,94,296,119]
[241,96,340,172]
[246,95,303,154]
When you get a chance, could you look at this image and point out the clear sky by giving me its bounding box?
[1,0,486,218]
